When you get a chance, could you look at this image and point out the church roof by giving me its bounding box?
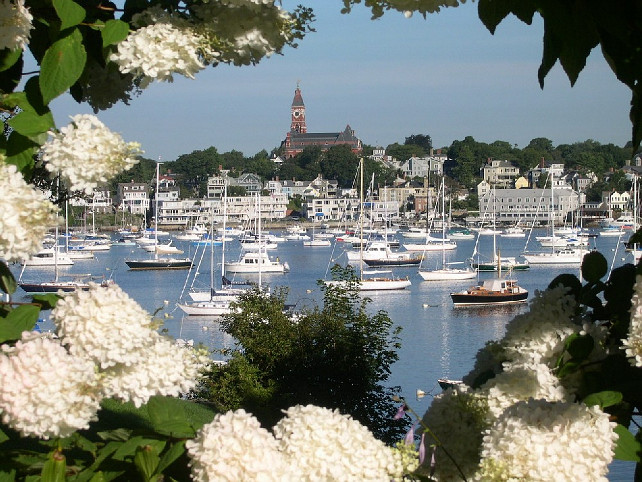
[292,87,304,107]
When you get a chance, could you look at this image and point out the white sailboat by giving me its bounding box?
[470,189,529,272]
[224,194,289,274]
[177,225,236,317]
[522,174,586,265]
[326,159,411,291]
[125,162,192,270]
[418,178,476,281]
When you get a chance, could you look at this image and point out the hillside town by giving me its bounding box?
[76,85,641,231]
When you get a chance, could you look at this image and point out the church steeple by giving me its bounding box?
[290,82,307,133]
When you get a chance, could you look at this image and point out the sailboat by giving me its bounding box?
[18,209,112,292]
[225,194,289,274]
[521,175,586,265]
[418,178,476,281]
[326,158,411,291]
[177,220,237,316]
[470,189,530,272]
[125,162,193,270]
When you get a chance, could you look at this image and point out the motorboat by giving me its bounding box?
[450,278,528,306]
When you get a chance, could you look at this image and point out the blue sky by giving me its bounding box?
[51,2,633,161]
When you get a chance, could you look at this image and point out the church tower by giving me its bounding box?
[290,83,307,134]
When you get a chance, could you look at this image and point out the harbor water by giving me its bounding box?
[11,228,637,480]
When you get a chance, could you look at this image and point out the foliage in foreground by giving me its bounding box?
[195,265,408,444]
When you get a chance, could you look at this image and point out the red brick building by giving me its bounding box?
[281,85,362,158]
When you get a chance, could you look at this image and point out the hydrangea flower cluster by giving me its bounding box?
[186,405,404,481]
[52,283,210,407]
[0,283,210,438]
[191,1,294,66]
[0,0,33,51]
[418,283,617,480]
[274,405,404,480]
[622,274,642,367]
[0,332,100,439]
[501,284,578,365]
[186,409,291,481]
[478,399,617,481]
[110,18,205,86]
[0,161,59,262]
[41,114,141,194]
[52,282,154,368]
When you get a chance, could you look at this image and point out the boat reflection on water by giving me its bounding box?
[449,302,529,319]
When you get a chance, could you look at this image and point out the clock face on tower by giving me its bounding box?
[293,109,303,118]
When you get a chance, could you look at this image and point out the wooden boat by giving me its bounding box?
[450,278,528,306]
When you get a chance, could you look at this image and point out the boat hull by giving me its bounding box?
[450,291,528,306]
[125,259,193,270]
[418,269,476,281]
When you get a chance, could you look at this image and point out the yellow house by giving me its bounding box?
[515,176,529,189]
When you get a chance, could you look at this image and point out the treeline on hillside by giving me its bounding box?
[110,135,636,201]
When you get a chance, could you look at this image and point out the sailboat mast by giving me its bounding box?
[257,193,262,288]
[154,161,160,259]
[441,177,446,268]
[359,158,364,281]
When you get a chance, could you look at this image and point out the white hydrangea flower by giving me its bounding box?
[0,332,101,439]
[0,161,59,262]
[477,399,617,481]
[110,21,205,86]
[100,332,210,407]
[0,0,33,51]
[274,404,404,481]
[52,282,154,368]
[622,274,642,367]
[502,285,579,365]
[419,386,487,481]
[41,114,141,194]
[480,361,569,420]
[192,1,293,66]
[186,409,291,481]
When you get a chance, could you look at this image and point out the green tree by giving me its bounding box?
[405,134,432,152]
[171,146,221,196]
[319,144,360,188]
[386,142,426,161]
[450,144,480,189]
[198,271,407,444]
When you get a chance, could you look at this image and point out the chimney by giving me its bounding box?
[540,157,545,168]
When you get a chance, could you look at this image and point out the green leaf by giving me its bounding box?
[134,445,160,481]
[0,261,17,295]
[41,450,66,482]
[39,28,87,105]
[581,251,608,283]
[4,130,38,174]
[102,20,129,47]
[156,440,185,475]
[112,436,165,461]
[548,273,582,299]
[0,48,22,73]
[582,390,623,409]
[0,50,23,93]
[53,0,86,31]
[8,110,54,138]
[565,333,594,360]
[0,304,41,343]
[614,424,641,462]
[0,469,16,481]
[146,396,197,438]
[0,427,9,444]
[32,293,61,311]
[478,0,511,34]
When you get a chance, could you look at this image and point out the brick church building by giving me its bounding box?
[281,85,362,158]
